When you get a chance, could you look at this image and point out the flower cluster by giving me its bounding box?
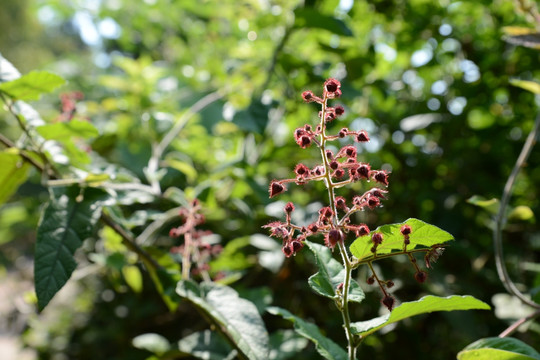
[170,199,223,280]
[264,78,389,258]
[264,79,442,310]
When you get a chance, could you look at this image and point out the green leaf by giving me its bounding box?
[267,306,347,360]
[294,8,353,37]
[176,330,234,360]
[122,265,143,293]
[305,240,365,303]
[349,218,454,262]
[268,330,309,360]
[510,79,540,95]
[0,150,30,205]
[467,195,500,215]
[232,98,276,134]
[132,333,171,355]
[176,280,269,360]
[350,295,490,337]
[34,186,107,311]
[0,70,65,100]
[458,337,540,360]
[36,120,99,140]
[508,205,535,222]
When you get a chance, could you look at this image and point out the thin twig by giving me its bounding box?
[499,308,540,337]
[493,112,540,309]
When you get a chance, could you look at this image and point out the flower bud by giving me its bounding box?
[335,105,345,116]
[269,181,286,198]
[400,225,412,235]
[381,295,395,311]
[324,78,341,93]
[355,130,370,142]
[415,271,427,283]
[371,232,383,245]
[325,229,344,248]
[284,202,295,213]
[302,90,315,102]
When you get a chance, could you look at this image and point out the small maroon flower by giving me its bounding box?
[319,206,334,219]
[386,280,395,288]
[335,105,345,116]
[297,135,312,148]
[269,181,286,198]
[324,78,341,93]
[325,149,334,159]
[356,130,370,142]
[325,229,344,248]
[373,170,389,186]
[371,232,384,245]
[367,275,375,285]
[308,223,319,234]
[370,188,388,199]
[338,128,348,138]
[415,271,428,283]
[382,295,395,311]
[333,169,345,178]
[335,196,347,210]
[312,166,325,176]
[291,239,304,253]
[367,196,380,209]
[330,161,339,170]
[284,202,295,213]
[400,225,412,236]
[304,124,312,131]
[282,244,293,257]
[294,163,309,177]
[302,90,315,102]
[355,223,370,237]
[325,111,336,122]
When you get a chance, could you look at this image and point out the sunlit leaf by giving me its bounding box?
[122,265,143,293]
[458,337,540,360]
[467,195,500,215]
[176,280,269,360]
[294,8,353,37]
[349,218,454,262]
[305,240,365,303]
[350,295,490,337]
[132,333,171,355]
[508,205,535,222]
[510,79,540,95]
[0,150,30,205]
[502,27,540,49]
[176,330,234,360]
[36,120,99,140]
[0,70,65,100]
[34,186,108,311]
[267,306,347,360]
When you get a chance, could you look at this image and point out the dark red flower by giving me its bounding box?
[382,295,395,311]
[415,271,428,283]
[284,202,295,213]
[335,105,345,116]
[324,78,341,93]
[325,229,344,248]
[371,232,384,245]
[373,170,389,186]
[356,130,370,142]
[294,163,309,176]
[400,224,412,236]
[302,90,314,102]
[269,181,285,198]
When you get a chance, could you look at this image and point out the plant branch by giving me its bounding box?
[499,308,540,338]
[493,112,540,309]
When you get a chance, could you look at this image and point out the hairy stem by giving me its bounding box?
[493,112,540,309]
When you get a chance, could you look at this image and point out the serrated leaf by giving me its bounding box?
[294,8,353,37]
[36,120,99,140]
[176,280,269,360]
[267,306,347,360]
[0,70,65,100]
[176,330,234,360]
[305,241,365,303]
[510,79,540,95]
[0,150,30,205]
[34,186,108,311]
[467,195,500,215]
[350,218,454,262]
[458,337,540,360]
[502,27,540,49]
[350,295,490,337]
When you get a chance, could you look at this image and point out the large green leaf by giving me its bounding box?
[350,295,490,337]
[176,280,269,360]
[305,240,365,303]
[0,70,65,100]
[267,306,348,360]
[349,218,454,262]
[458,337,540,360]
[34,186,107,311]
[0,150,30,205]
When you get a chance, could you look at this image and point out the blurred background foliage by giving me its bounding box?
[1,0,540,359]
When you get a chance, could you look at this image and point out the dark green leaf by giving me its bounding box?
[176,280,269,360]
[232,98,275,134]
[34,186,108,311]
[267,306,347,360]
[176,330,234,360]
[305,240,365,303]
[294,8,353,37]
[349,218,454,262]
[0,150,30,205]
[0,70,65,100]
[458,337,540,360]
[268,330,309,360]
[350,295,490,337]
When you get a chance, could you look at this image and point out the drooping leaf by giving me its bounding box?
[0,70,65,101]
[0,150,30,205]
[467,195,500,215]
[34,186,108,311]
[510,79,540,95]
[502,26,540,49]
[294,8,353,37]
[349,218,454,262]
[458,337,540,360]
[268,330,309,360]
[36,120,99,140]
[305,240,365,303]
[176,280,269,360]
[350,295,490,337]
[267,306,348,360]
